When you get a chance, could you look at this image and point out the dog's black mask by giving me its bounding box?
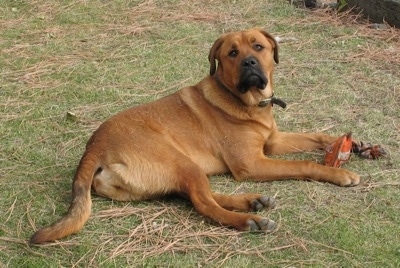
[237,56,268,94]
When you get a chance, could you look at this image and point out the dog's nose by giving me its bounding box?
[242,56,258,68]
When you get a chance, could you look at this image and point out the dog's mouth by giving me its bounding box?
[237,56,269,94]
[237,73,268,94]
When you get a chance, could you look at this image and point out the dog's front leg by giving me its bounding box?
[229,157,360,186]
[264,131,337,155]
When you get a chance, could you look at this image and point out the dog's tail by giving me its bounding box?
[30,151,100,244]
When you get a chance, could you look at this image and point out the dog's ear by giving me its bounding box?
[208,35,225,75]
[259,29,279,64]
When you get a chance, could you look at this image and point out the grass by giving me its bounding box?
[1,0,399,267]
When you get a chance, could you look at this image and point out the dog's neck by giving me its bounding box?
[213,74,245,105]
[197,77,258,121]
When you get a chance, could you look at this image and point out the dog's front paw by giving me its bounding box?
[250,196,276,211]
[336,169,360,186]
[247,218,276,233]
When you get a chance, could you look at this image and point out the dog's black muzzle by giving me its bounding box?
[237,56,268,94]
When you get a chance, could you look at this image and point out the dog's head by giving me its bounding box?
[209,28,279,107]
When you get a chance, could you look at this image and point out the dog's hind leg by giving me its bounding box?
[178,164,276,232]
[212,193,276,212]
[92,165,141,201]
[92,162,176,202]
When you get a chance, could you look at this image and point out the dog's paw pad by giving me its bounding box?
[250,196,276,211]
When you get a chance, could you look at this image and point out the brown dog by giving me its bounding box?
[30,28,361,244]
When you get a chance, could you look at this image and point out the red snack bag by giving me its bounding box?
[324,132,353,168]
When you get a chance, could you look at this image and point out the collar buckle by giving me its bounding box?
[258,98,273,107]
[258,94,287,109]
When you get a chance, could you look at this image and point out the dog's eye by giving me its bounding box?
[254,44,264,51]
[229,49,238,57]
